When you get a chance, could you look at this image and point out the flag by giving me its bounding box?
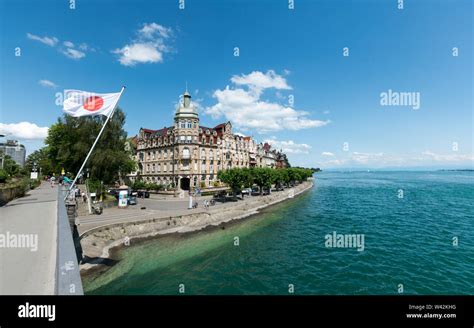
[63,89,122,117]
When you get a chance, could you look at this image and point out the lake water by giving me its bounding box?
[83,171,474,295]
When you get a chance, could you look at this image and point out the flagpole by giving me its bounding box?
[64,86,126,200]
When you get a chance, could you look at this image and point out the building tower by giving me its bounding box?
[174,89,199,190]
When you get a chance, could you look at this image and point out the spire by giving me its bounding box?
[183,83,191,107]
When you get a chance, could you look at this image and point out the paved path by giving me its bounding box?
[77,198,210,235]
[77,191,280,235]
[0,182,57,295]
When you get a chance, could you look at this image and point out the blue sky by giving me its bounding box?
[0,0,472,169]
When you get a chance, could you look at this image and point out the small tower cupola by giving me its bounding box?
[175,85,199,123]
[183,90,191,108]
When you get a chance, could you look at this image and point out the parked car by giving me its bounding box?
[135,190,150,198]
[213,191,227,202]
[251,187,260,196]
[128,195,137,205]
[241,188,252,196]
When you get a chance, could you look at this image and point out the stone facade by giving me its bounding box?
[135,91,287,190]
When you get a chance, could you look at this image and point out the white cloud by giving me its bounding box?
[26,33,58,47]
[27,33,91,59]
[318,150,474,169]
[231,70,292,94]
[61,48,86,59]
[351,151,385,164]
[38,79,58,88]
[205,71,329,133]
[114,22,173,66]
[264,137,311,154]
[113,43,163,66]
[139,23,172,39]
[322,151,334,156]
[420,150,474,162]
[0,122,48,140]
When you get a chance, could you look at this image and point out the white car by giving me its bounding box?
[241,188,252,195]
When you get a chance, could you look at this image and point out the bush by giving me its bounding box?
[132,180,146,190]
[0,169,7,183]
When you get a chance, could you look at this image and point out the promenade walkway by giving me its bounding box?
[0,182,57,295]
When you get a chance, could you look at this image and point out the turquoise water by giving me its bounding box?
[83,171,474,295]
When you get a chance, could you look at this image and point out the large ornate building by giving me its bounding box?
[135,90,287,190]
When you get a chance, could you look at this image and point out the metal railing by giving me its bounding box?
[55,186,84,295]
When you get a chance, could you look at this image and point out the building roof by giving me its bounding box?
[141,127,172,137]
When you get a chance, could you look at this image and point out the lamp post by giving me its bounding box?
[0,134,6,169]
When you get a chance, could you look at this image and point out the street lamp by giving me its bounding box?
[0,134,6,169]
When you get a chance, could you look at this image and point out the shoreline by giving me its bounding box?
[79,180,314,275]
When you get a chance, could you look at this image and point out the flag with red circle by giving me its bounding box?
[63,90,122,117]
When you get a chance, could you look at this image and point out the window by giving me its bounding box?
[180,136,185,143]
[186,136,192,143]
[182,148,190,159]
[152,164,155,172]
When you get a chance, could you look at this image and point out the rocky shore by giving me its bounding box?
[80,180,313,272]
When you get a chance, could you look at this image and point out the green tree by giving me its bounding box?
[251,167,273,195]
[2,155,20,177]
[24,147,54,176]
[45,107,136,184]
[271,169,285,189]
[241,167,253,188]
[217,168,247,196]
[287,168,301,186]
